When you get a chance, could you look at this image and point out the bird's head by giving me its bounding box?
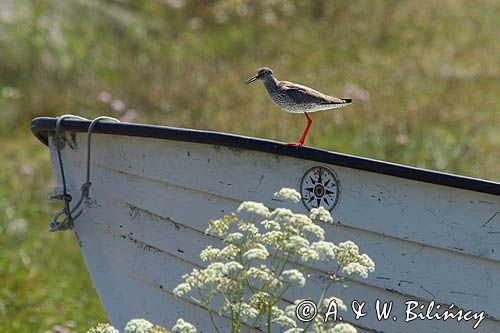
[245,67,274,84]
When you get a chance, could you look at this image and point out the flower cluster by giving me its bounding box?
[173,188,375,332]
[87,318,192,333]
[171,319,197,333]
[87,323,119,333]
[96,91,139,122]
[124,319,153,333]
[335,241,375,279]
[273,188,301,203]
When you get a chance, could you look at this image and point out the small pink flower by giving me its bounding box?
[111,99,126,112]
[343,84,370,103]
[20,165,33,176]
[97,91,111,103]
[120,109,138,122]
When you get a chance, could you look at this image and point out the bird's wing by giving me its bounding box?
[280,81,349,105]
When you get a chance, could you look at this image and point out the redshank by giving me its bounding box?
[245,67,352,146]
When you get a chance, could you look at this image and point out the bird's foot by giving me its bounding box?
[287,142,305,147]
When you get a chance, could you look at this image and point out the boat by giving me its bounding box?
[31,116,500,332]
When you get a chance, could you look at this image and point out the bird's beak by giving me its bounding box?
[244,74,259,85]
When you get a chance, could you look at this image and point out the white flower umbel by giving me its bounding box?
[86,323,119,333]
[173,282,191,297]
[281,269,305,287]
[124,319,153,333]
[200,245,220,262]
[323,297,347,311]
[336,241,375,278]
[309,206,334,224]
[273,188,301,203]
[311,241,338,261]
[244,244,269,260]
[172,318,197,333]
[173,187,374,333]
[330,323,357,333]
[89,318,199,333]
[237,201,270,222]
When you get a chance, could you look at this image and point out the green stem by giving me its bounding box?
[274,282,293,303]
[267,306,272,333]
[302,266,340,331]
[197,289,221,333]
[277,252,292,276]
[208,306,221,333]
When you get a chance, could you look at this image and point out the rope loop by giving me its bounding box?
[49,115,120,232]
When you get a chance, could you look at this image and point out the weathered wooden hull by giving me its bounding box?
[32,118,500,332]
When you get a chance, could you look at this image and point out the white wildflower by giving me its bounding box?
[273,188,301,203]
[292,214,312,229]
[285,300,305,317]
[342,262,370,278]
[261,219,281,230]
[272,314,297,327]
[334,241,374,278]
[199,246,220,262]
[172,318,197,333]
[173,283,191,297]
[302,223,325,240]
[249,291,273,308]
[297,246,319,261]
[206,217,231,237]
[271,305,285,317]
[225,261,244,273]
[225,232,243,243]
[244,244,269,260]
[234,302,259,321]
[185,263,228,287]
[258,230,283,246]
[217,244,239,260]
[270,208,295,225]
[331,323,357,333]
[207,262,228,275]
[285,235,310,251]
[337,240,359,255]
[359,253,376,272]
[238,222,260,236]
[311,241,337,261]
[124,319,153,333]
[247,265,273,282]
[323,297,347,311]
[246,265,282,288]
[284,328,304,333]
[183,268,204,289]
[310,206,333,224]
[174,191,374,333]
[282,269,305,287]
[238,201,270,220]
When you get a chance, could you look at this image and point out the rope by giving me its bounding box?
[50,115,120,232]
[50,115,88,232]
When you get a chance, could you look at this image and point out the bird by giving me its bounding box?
[245,67,352,146]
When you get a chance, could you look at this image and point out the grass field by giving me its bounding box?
[1,1,499,331]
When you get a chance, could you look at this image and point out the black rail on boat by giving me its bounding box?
[31,117,500,196]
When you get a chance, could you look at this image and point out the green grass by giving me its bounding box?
[0,0,499,331]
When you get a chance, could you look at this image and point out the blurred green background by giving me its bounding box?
[0,0,499,331]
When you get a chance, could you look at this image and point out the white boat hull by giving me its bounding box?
[32,118,500,332]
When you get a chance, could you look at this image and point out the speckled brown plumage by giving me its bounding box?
[244,67,352,146]
[245,67,352,113]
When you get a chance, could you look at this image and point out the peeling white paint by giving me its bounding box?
[48,133,500,332]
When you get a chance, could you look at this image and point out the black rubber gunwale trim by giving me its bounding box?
[31,117,500,196]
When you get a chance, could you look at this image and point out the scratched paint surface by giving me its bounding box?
[48,133,500,332]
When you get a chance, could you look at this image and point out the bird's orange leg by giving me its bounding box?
[288,113,312,146]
